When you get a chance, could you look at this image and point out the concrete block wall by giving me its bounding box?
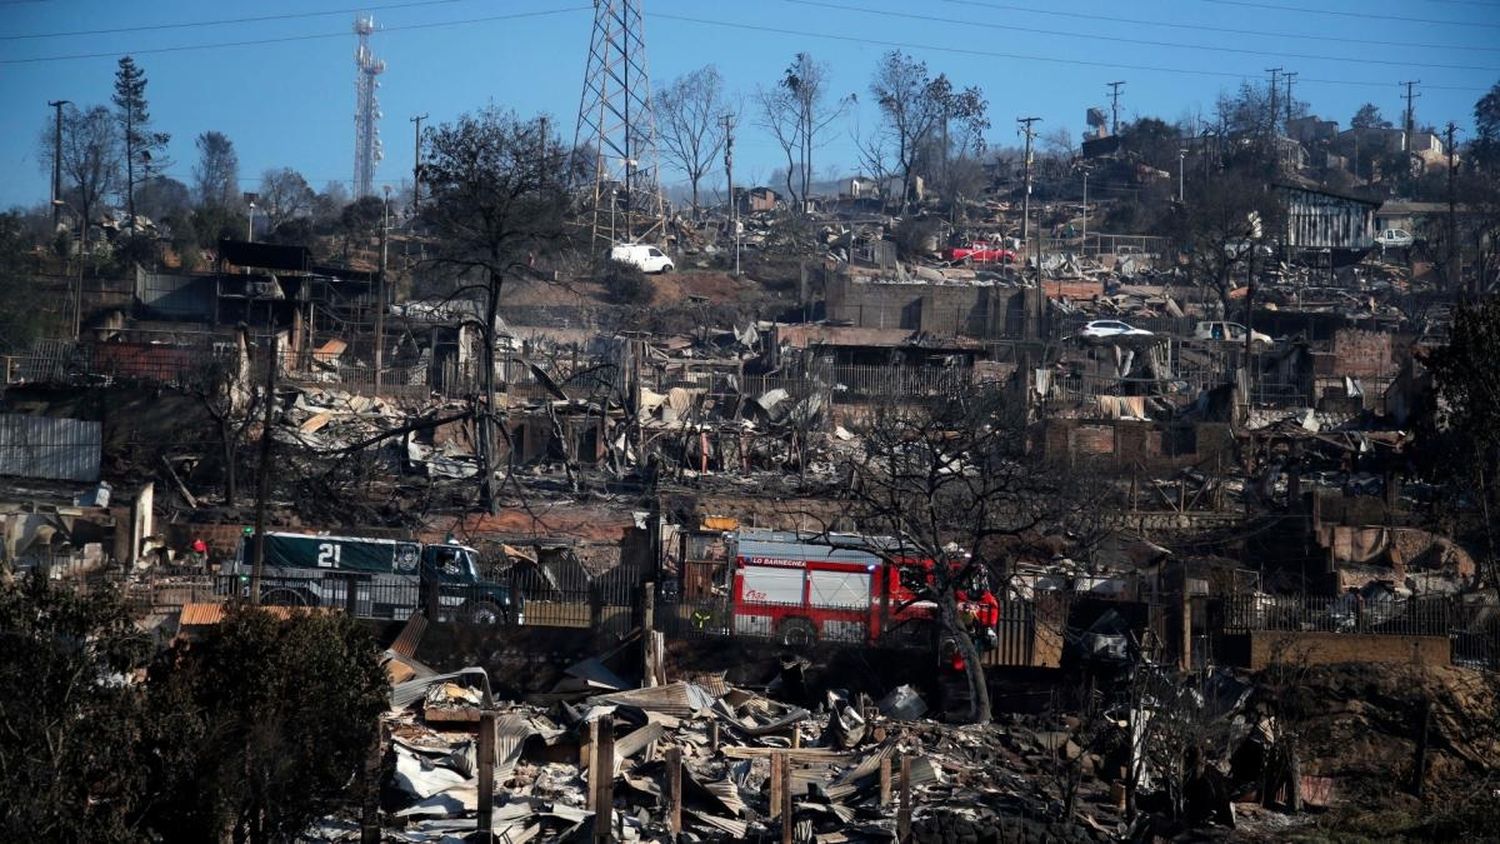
[825,276,1035,338]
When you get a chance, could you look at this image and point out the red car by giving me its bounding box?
[943,243,1016,264]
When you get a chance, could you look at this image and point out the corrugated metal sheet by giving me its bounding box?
[1282,186,1376,250]
[138,271,217,319]
[0,414,100,482]
[588,681,717,717]
[179,602,329,625]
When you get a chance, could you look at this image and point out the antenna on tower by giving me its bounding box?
[354,14,386,198]
[571,0,665,248]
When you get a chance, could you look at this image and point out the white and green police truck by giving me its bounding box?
[228,532,523,624]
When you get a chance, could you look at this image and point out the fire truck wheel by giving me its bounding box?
[777,617,817,649]
[463,600,505,625]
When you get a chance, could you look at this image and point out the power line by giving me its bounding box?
[935,0,1500,53]
[785,0,1500,71]
[1193,0,1500,28]
[0,0,471,41]
[0,6,590,65]
[648,11,1491,93]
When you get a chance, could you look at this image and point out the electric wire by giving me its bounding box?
[935,0,1500,53]
[786,0,1500,72]
[0,0,472,41]
[0,6,589,65]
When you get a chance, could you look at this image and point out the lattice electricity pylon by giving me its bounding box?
[572,0,666,248]
[353,15,386,198]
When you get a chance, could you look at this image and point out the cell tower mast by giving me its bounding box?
[353,15,385,197]
[572,0,665,247]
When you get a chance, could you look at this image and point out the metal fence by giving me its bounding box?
[1221,593,1500,667]
[59,569,646,630]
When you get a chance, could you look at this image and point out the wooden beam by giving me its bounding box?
[592,715,615,843]
[768,751,784,821]
[898,756,912,842]
[666,746,683,836]
[780,749,794,844]
[476,711,496,843]
[879,756,892,807]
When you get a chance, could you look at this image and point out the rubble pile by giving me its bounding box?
[339,654,1125,843]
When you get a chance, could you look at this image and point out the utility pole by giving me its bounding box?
[1018,116,1042,332]
[1443,121,1459,294]
[1282,71,1297,126]
[250,332,278,606]
[1401,81,1421,151]
[1107,81,1125,135]
[723,112,739,276]
[410,113,427,209]
[1081,166,1090,254]
[1264,67,1282,134]
[47,100,70,232]
[1178,149,1186,203]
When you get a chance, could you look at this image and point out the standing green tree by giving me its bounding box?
[1351,103,1393,130]
[1472,80,1500,172]
[0,574,152,841]
[139,606,388,843]
[1421,298,1500,595]
[192,131,239,210]
[113,56,171,231]
[421,108,577,512]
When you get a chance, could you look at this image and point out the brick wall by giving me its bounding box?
[1247,630,1449,669]
[1331,329,1395,380]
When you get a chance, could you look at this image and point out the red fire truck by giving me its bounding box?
[725,529,999,648]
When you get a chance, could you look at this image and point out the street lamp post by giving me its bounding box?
[1178,149,1187,203]
[242,191,259,242]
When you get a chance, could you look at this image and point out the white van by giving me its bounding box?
[610,243,675,274]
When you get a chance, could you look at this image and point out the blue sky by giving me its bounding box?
[1,0,1497,209]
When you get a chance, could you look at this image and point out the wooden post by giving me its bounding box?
[643,581,656,631]
[708,718,720,753]
[644,630,665,688]
[476,711,496,842]
[769,751,784,821]
[592,714,615,843]
[666,746,683,837]
[790,728,801,749]
[780,749,794,844]
[879,756,892,807]
[897,756,912,842]
[344,574,359,617]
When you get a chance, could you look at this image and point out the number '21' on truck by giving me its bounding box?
[226,532,524,624]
